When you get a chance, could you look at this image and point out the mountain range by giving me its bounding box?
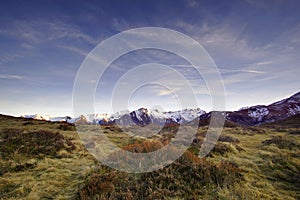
[21,91,300,126]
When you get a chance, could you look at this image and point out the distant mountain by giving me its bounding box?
[95,108,205,126]
[226,92,300,126]
[21,108,206,126]
[21,114,72,122]
[110,108,206,126]
[21,91,300,126]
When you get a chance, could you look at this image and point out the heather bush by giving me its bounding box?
[209,142,235,156]
[58,123,76,131]
[289,130,300,135]
[22,121,34,126]
[0,129,76,160]
[262,136,299,150]
[218,135,240,143]
[77,141,242,199]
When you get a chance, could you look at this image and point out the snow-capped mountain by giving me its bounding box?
[21,114,51,121]
[21,114,72,122]
[101,108,206,126]
[21,108,206,126]
[21,91,300,126]
[226,91,300,126]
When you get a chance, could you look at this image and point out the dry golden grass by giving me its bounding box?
[0,114,299,199]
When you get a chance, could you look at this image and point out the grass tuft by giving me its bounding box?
[262,136,299,150]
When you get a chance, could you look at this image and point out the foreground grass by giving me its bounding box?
[212,127,300,199]
[0,115,96,199]
[0,114,299,199]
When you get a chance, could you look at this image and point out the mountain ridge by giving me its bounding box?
[20,91,300,126]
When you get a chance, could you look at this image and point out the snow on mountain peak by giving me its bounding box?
[21,107,206,125]
[21,114,73,123]
[288,105,300,115]
[19,91,300,126]
[21,114,51,121]
[248,107,269,122]
[238,106,249,111]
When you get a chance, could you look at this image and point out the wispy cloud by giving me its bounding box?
[44,21,99,44]
[220,69,266,74]
[0,19,100,46]
[0,74,23,80]
[58,45,89,57]
[173,19,278,64]
[158,90,172,96]
[256,61,273,65]
[216,60,274,76]
[0,53,24,64]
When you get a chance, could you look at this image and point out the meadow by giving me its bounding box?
[0,114,299,199]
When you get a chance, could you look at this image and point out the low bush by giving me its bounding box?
[262,136,299,150]
[121,140,166,153]
[0,129,76,160]
[247,127,266,134]
[289,130,300,135]
[218,135,240,143]
[58,123,75,131]
[77,141,243,199]
[22,121,34,126]
[209,142,235,156]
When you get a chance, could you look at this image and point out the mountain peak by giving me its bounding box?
[20,91,300,127]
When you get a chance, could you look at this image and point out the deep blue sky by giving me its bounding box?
[0,0,300,116]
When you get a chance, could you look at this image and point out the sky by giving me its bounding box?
[0,0,300,117]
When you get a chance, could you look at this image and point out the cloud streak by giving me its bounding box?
[0,19,100,46]
[0,74,23,80]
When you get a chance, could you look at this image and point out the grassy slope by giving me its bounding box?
[0,114,299,199]
[0,115,96,199]
[215,128,300,199]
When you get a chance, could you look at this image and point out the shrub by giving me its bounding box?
[58,123,75,131]
[224,120,239,128]
[262,136,299,150]
[218,135,240,143]
[209,142,235,156]
[289,130,300,135]
[121,140,166,153]
[1,128,24,136]
[0,129,76,160]
[77,141,243,200]
[275,127,288,132]
[22,121,34,126]
[105,125,123,132]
